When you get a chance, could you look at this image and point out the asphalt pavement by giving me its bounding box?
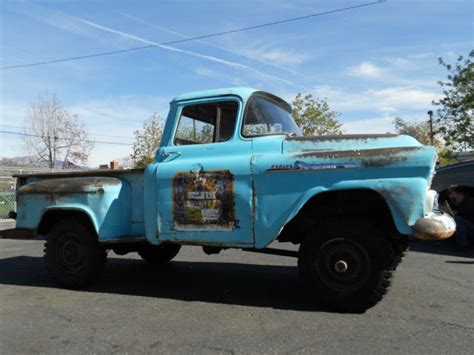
[0,238,473,354]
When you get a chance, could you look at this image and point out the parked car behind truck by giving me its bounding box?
[12,87,455,312]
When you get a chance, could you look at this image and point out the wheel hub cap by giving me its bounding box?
[315,238,372,292]
[334,260,348,273]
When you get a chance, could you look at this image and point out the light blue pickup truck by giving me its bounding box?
[12,87,455,312]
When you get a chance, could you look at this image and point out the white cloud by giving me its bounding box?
[345,58,439,88]
[42,12,104,39]
[71,16,302,89]
[310,85,440,113]
[369,87,438,110]
[343,114,428,135]
[347,61,387,79]
[193,67,249,87]
[120,12,309,79]
[343,116,395,134]
[255,49,309,66]
[385,57,413,68]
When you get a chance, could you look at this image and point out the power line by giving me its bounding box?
[0,124,134,140]
[1,1,384,70]
[0,130,133,146]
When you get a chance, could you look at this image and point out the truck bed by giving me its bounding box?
[13,168,144,180]
[13,168,146,241]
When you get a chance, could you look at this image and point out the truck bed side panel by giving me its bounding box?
[15,171,145,240]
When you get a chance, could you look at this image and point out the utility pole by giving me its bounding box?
[427,110,434,145]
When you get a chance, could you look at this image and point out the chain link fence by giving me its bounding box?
[0,166,68,220]
[0,176,16,219]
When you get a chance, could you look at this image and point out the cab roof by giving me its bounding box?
[171,87,291,113]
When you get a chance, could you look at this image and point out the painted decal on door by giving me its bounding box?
[173,170,235,229]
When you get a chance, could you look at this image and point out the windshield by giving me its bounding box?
[242,95,302,137]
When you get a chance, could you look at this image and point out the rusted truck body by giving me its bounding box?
[12,87,455,312]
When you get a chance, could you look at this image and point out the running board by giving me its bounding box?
[242,247,298,258]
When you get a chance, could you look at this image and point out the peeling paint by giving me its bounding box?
[17,177,120,195]
[294,147,422,168]
[295,146,421,159]
[172,170,236,229]
[287,134,399,142]
[13,168,143,179]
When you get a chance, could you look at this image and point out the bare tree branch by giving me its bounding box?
[23,92,94,168]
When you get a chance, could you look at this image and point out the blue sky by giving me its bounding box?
[1,0,473,166]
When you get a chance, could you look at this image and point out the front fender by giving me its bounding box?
[253,179,426,248]
[284,178,427,235]
[252,146,433,248]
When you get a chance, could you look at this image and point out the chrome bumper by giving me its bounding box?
[412,212,456,240]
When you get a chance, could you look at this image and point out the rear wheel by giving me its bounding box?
[44,219,106,288]
[298,222,395,313]
[138,243,181,265]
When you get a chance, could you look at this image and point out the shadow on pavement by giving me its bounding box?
[408,240,474,259]
[0,256,328,312]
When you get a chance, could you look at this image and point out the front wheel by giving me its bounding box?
[44,219,107,288]
[298,224,394,313]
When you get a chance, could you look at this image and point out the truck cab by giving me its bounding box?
[13,87,455,312]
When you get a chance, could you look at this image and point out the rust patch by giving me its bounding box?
[295,147,422,168]
[17,177,119,195]
[287,134,399,142]
[376,187,413,226]
[412,215,455,240]
[13,168,143,179]
[413,229,454,240]
[173,170,235,229]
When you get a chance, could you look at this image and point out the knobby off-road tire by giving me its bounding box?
[44,219,107,288]
[298,221,396,313]
[390,238,409,270]
[138,243,181,266]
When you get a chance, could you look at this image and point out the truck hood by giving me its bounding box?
[281,134,435,170]
[283,134,422,153]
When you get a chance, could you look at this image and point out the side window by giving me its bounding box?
[174,101,238,145]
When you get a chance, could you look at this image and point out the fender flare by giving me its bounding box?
[38,205,100,236]
[280,185,413,237]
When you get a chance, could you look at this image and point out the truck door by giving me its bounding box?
[155,98,254,246]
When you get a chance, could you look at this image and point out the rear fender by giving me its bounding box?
[16,176,131,240]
